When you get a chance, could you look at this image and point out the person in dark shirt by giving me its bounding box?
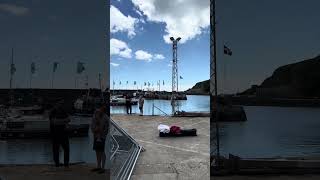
[49,100,70,168]
[125,94,132,114]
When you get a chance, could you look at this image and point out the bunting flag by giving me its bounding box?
[10,63,16,75]
[30,62,36,74]
[179,76,183,79]
[224,45,232,56]
[53,62,59,72]
[77,61,85,74]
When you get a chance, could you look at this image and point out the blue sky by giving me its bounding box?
[110,0,210,91]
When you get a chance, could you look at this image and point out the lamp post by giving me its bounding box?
[170,37,181,115]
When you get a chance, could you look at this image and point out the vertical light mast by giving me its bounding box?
[211,0,221,168]
[170,37,181,115]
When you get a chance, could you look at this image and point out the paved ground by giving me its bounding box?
[112,114,210,180]
[0,164,110,180]
[212,175,320,180]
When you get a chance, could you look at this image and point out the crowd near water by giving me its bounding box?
[111,95,210,115]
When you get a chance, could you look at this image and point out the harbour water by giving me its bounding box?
[214,106,320,158]
[0,95,209,164]
[0,127,97,164]
[111,95,210,115]
[2,101,320,164]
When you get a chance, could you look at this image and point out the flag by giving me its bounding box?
[119,81,121,85]
[144,82,146,86]
[10,63,16,75]
[134,81,136,85]
[126,81,128,84]
[163,80,164,86]
[53,62,59,72]
[179,76,183,79]
[224,45,232,56]
[31,62,36,74]
[77,61,85,74]
[113,81,115,85]
[148,82,150,86]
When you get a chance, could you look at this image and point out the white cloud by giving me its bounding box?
[154,54,165,60]
[110,5,138,38]
[134,8,143,17]
[134,51,165,62]
[168,63,172,67]
[110,62,120,67]
[0,3,29,16]
[135,50,153,61]
[110,38,132,58]
[131,0,209,43]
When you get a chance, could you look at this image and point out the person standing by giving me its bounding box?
[138,95,145,116]
[125,95,132,114]
[91,104,109,174]
[49,100,70,168]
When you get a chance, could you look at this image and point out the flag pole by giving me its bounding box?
[52,69,55,88]
[9,48,15,106]
[9,48,13,89]
[30,68,32,89]
[211,0,221,168]
[29,62,32,89]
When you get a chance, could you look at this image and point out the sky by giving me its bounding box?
[1,0,319,93]
[215,0,320,94]
[0,0,108,89]
[110,0,210,91]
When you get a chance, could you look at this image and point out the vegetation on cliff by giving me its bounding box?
[242,55,320,98]
[185,80,210,95]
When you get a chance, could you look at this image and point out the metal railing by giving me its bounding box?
[110,118,142,180]
[152,103,170,116]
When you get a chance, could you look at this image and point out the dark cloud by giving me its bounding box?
[0,3,29,16]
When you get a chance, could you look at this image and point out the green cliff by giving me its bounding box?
[186,80,210,95]
[242,55,320,98]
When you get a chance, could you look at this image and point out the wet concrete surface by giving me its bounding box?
[112,114,210,180]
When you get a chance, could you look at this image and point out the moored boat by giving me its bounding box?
[0,105,89,139]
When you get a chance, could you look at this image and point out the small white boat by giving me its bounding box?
[0,105,89,139]
[110,95,138,106]
[110,95,126,106]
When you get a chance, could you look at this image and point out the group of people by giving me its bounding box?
[124,94,145,116]
[49,94,145,172]
[49,100,109,174]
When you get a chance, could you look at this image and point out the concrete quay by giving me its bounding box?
[111,114,210,180]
